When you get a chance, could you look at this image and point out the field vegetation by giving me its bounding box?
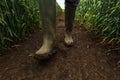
[76,0,120,46]
[0,0,62,50]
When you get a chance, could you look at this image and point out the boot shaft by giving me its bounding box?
[38,0,56,39]
[65,6,76,33]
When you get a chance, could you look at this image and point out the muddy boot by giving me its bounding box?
[34,0,56,60]
[64,5,76,47]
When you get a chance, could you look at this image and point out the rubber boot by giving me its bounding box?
[34,0,56,60]
[64,5,76,47]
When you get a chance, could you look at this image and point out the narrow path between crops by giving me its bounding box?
[0,13,120,80]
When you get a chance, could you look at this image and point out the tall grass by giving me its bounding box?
[0,0,40,49]
[56,2,63,16]
[76,0,120,45]
[0,0,62,50]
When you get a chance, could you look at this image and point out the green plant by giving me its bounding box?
[0,0,40,49]
[0,0,62,50]
[76,0,120,45]
[56,2,63,16]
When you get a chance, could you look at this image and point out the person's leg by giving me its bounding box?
[35,0,56,60]
[64,0,79,47]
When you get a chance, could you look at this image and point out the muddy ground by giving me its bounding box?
[0,14,120,80]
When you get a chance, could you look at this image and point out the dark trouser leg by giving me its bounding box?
[64,0,79,47]
[35,0,56,60]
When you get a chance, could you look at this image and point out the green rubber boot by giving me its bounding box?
[34,0,56,60]
[64,5,76,47]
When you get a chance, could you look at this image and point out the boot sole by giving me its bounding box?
[64,42,74,47]
[34,50,56,61]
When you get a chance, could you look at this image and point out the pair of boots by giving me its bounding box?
[34,0,77,60]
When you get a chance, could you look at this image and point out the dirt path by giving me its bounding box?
[0,14,120,80]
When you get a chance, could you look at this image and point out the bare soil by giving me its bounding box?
[0,13,120,80]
